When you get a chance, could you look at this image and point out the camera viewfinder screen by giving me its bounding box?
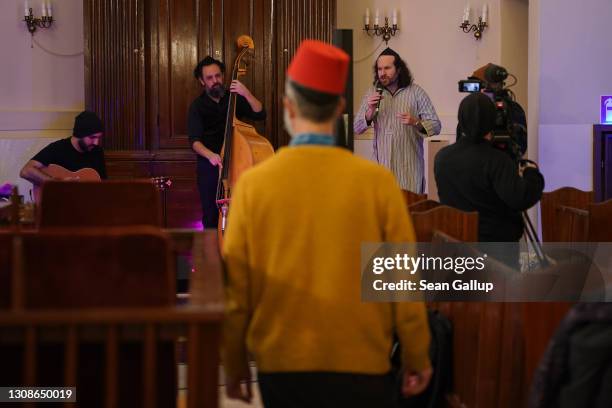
[464,82,480,92]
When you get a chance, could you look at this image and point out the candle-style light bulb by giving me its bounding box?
[482,4,488,23]
[374,9,380,26]
[24,0,29,16]
[42,1,47,17]
[392,9,397,25]
[365,8,370,26]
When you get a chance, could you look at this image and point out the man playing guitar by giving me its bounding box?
[20,111,107,198]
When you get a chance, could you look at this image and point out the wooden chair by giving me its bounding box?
[0,228,223,407]
[401,189,427,206]
[410,205,478,242]
[540,187,593,241]
[409,199,441,214]
[38,180,162,228]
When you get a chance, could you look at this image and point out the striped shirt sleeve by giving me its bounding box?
[414,84,441,138]
[354,87,374,135]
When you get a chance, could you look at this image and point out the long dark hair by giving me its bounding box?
[372,48,413,88]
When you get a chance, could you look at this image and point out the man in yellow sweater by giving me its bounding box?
[223,39,432,407]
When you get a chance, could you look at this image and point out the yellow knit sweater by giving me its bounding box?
[222,145,430,378]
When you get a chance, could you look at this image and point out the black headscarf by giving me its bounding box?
[457,92,496,142]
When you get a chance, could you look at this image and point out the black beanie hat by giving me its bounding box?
[73,111,104,138]
[457,92,496,142]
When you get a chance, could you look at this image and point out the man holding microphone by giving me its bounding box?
[354,48,441,193]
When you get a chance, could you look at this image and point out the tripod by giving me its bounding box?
[522,211,548,268]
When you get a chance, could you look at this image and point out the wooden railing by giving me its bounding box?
[0,306,222,408]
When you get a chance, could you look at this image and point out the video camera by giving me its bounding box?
[458,64,526,162]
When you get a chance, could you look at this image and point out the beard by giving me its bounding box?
[206,83,226,99]
[77,138,94,152]
[380,72,399,87]
[283,108,295,138]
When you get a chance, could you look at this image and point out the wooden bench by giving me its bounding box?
[401,190,427,207]
[0,228,223,408]
[410,204,478,242]
[540,187,593,241]
[408,199,441,214]
[37,180,162,228]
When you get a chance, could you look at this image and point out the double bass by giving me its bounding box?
[216,35,274,242]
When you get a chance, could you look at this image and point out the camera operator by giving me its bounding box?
[457,63,528,158]
[434,93,544,265]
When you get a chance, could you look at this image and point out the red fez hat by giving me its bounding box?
[287,39,350,95]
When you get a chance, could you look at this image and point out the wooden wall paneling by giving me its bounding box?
[223,0,251,84]
[84,0,146,150]
[84,0,146,151]
[218,0,272,140]
[196,0,212,59]
[87,0,338,228]
[105,161,153,179]
[137,0,147,149]
[147,0,160,150]
[258,0,276,145]
[275,0,336,148]
[172,0,199,145]
[84,0,92,117]
[104,152,154,179]
[157,0,201,149]
[211,0,224,60]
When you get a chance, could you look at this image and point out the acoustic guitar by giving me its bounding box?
[32,164,101,203]
[32,164,172,203]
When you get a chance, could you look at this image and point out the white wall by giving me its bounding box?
[500,0,528,110]
[338,0,530,193]
[0,0,84,198]
[534,0,612,191]
[338,0,503,139]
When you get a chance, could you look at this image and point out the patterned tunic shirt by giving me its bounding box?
[354,83,441,193]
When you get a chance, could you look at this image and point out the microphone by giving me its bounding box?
[374,80,384,119]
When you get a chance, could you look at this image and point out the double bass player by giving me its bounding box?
[188,55,266,229]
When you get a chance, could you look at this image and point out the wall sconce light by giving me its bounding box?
[460,3,488,40]
[363,8,399,45]
[23,1,54,36]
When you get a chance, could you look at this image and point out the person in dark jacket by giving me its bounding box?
[434,92,544,245]
[529,303,612,408]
